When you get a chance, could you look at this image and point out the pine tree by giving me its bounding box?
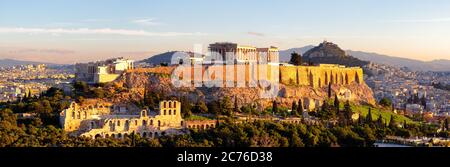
[366,108,373,123]
[358,113,364,125]
[445,118,449,131]
[377,114,383,127]
[272,100,278,114]
[334,94,340,113]
[389,115,396,128]
[297,99,304,117]
[289,52,302,66]
[291,101,298,116]
[344,100,353,123]
[234,96,239,113]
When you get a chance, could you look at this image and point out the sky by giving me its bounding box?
[1,0,450,64]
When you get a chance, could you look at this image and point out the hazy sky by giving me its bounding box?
[1,0,450,64]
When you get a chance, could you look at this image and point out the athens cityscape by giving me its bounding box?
[0,0,449,153]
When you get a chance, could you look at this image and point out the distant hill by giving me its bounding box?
[278,45,315,62]
[280,42,369,67]
[140,51,192,65]
[0,59,58,67]
[280,43,450,72]
[347,51,450,71]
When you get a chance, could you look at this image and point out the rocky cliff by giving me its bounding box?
[106,66,376,111]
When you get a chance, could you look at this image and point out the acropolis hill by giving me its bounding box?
[81,42,376,111]
[106,63,375,112]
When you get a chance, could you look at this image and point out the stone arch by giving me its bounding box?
[124,120,130,131]
[124,133,128,138]
[149,132,153,138]
[141,110,147,117]
[158,120,161,127]
[168,110,172,115]
[109,121,115,131]
[143,120,147,126]
[163,102,167,108]
[117,120,121,127]
[169,101,172,108]
[142,132,147,138]
[325,72,328,85]
[163,110,166,115]
[117,133,122,138]
[154,132,159,137]
[206,125,210,129]
[71,111,75,119]
[77,111,81,119]
[83,111,87,119]
[105,134,110,138]
[95,134,102,139]
[173,101,177,108]
[91,121,95,129]
[111,134,115,138]
[150,119,153,126]
[340,73,344,85]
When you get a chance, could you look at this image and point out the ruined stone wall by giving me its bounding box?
[170,64,363,88]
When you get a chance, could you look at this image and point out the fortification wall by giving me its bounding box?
[170,64,363,88]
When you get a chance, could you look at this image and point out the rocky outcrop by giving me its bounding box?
[106,66,376,111]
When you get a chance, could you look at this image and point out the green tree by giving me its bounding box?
[291,101,298,116]
[334,94,340,113]
[194,101,208,113]
[379,97,392,107]
[289,52,302,66]
[207,101,220,115]
[389,115,396,128]
[297,99,304,114]
[272,100,278,114]
[180,96,192,118]
[445,118,449,131]
[366,108,373,123]
[221,97,234,116]
[376,114,383,127]
[343,100,353,124]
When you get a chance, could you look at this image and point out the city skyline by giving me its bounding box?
[1,0,450,64]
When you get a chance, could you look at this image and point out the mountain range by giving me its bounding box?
[0,59,59,67]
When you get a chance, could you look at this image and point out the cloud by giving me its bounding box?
[0,27,207,37]
[4,48,76,55]
[384,18,450,23]
[132,18,163,26]
[246,31,265,37]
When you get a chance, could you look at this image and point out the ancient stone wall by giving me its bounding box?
[170,64,363,88]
